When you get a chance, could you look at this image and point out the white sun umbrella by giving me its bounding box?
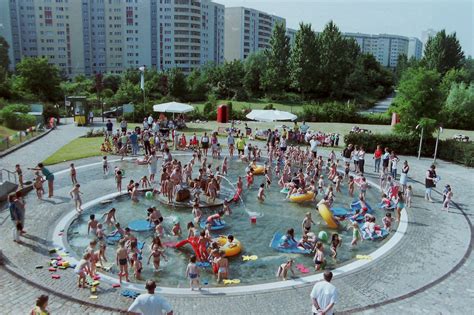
[153,102,194,114]
[246,109,297,122]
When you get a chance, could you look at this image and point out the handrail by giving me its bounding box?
[0,168,18,184]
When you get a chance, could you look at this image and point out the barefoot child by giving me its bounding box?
[70,163,77,185]
[87,214,99,235]
[348,221,361,246]
[33,172,45,199]
[215,251,229,283]
[443,186,453,212]
[330,233,341,258]
[13,220,22,243]
[15,164,24,187]
[131,252,142,280]
[257,183,265,201]
[348,176,355,197]
[116,239,129,283]
[75,252,91,288]
[405,185,413,208]
[276,259,295,281]
[302,212,315,233]
[115,170,123,192]
[102,156,109,175]
[70,184,83,213]
[186,255,201,290]
[102,208,117,227]
[383,213,393,232]
[172,221,182,237]
[148,241,167,272]
[313,241,325,271]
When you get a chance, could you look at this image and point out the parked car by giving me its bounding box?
[452,134,470,142]
[102,106,123,118]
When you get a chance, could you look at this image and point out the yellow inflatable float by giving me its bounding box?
[215,236,242,257]
[289,191,315,203]
[251,165,265,175]
[317,204,339,229]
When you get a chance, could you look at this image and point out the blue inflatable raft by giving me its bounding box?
[269,232,311,254]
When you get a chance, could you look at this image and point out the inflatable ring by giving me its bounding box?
[215,236,242,257]
[251,165,265,175]
[289,191,315,203]
[318,204,339,229]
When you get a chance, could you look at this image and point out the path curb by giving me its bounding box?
[0,128,53,158]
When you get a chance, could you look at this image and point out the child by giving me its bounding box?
[276,259,295,281]
[192,203,202,225]
[359,177,368,198]
[257,183,265,201]
[215,250,229,283]
[246,170,254,188]
[443,187,453,212]
[186,255,201,290]
[131,183,140,202]
[116,239,129,283]
[302,212,315,233]
[405,185,413,208]
[154,220,164,237]
[132,252,142,280]
[383,213,393,232]
[33,172,45,199]
[75,252,91,288]
[102,208,117,227]
[318,175,325,194]
[13,220,22,243]
[313,241,325,271]
[172,221,182,237]
[87,214,99,235]
[103,156,109,175]
[223,199,232,215]
[348,176,355,197]
[344,162,350,180]
[442,185,451,202]
[70,163,77,185]
[15,164,23,187]
[330,233,341,258]
[115,170,123,192]
[70,184,83,213]
[335,175,342,193]
[139,175,151,189]
[348,221,361,246]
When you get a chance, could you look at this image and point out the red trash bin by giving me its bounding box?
[217,105,228,123]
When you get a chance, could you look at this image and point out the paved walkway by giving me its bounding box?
[0,128,472,314]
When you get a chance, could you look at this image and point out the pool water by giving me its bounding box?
[67,155,389,287]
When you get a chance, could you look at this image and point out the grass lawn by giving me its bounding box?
[1,125,45,152]
[0,125,17,138]
[191,99,303,113]
[43,137,104,165]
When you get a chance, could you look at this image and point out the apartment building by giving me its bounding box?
[286,27,297,46]
[1,0,225,76]
[344,32,415,68]
[408,37,423,60]
[224,7,285,61]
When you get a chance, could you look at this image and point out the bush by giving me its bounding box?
[358,113,391,125]
[0,105,36,130]
[263,103,275,110]
[344,133,473,167]
[42,103,60,123]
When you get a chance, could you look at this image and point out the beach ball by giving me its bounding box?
[145,191,153,200]
[318,231,328,242]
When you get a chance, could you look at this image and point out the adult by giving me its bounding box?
[8,194,23,240]
[143,118,149,130]
[147,114,154,126]
[266,129,274,148]
[14,191,26,232]
[31,163,54,198]
[236,135,246,156]
[300,121,310,134]
[128,280,173,315]
[399,161,410,192]
[88,111,94,124]
[129,131,139,156]
[105,119,113,138]
[358,146,366,175]
[382,147,390,174]
[373,145,382,173]
[147,151,158,183]
[201,132,210,156]
[309,136,318,158]
[120,118,128,133]
[279,135,288,153]
[31,295,50,315]
[227,132,235,157]
[342,144,353,164]
[425,164,437,202]
[310,271,338,315]
[352,145,360,173]
[143,131,152,155]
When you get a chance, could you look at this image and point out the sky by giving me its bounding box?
[218,0,474,57]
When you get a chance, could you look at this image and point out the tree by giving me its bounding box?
[423,30,465,76]
[187,69,209,101]
[168,68,187,100]
[317,21,360,98]
[392,67,442,135]
[443,82,474,129]
[215,60,245,99]
[289,23,319,97]
[439,68,468,98]
[103,73,122,93]
[243,52,267,97]
[16,57,62,101]
[262,22,291,93]
[112,80,142,105]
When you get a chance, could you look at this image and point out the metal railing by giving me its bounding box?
[0,169,17,184]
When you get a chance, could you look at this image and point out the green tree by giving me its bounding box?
[113,80,142,105]
[0,36,10,72]
[216,60,245,99]
[392,67,442,135]
[103,73,122,93]
[317,21,360,98]
[243,52,267,97]
[439,68,468,98]
[187,69,209,101]
[16,57,62,101]
[168,68,187,100]
[423,30,465,76]
[289,23,319,97]
[262,22,291,93]
[443,82,474,129]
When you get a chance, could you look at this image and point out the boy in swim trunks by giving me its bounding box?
[313,241,325,271]
[186,255,201,290]
[215,250,229,283]
[116,239,129,283]
[88,214,98,235]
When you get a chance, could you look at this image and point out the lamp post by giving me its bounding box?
[433,126,443,164]
[416,124,423,160]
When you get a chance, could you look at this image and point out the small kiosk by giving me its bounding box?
[67,96,89,126]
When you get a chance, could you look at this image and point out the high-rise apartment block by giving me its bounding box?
[408,37,423,60]
[0,0,225,76]
[286,28,297,46]
[224,7,285,61]
[344,33,419,68]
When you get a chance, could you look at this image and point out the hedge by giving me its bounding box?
[344,133,473,167]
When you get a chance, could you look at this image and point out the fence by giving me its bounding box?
[0,126,44,152]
